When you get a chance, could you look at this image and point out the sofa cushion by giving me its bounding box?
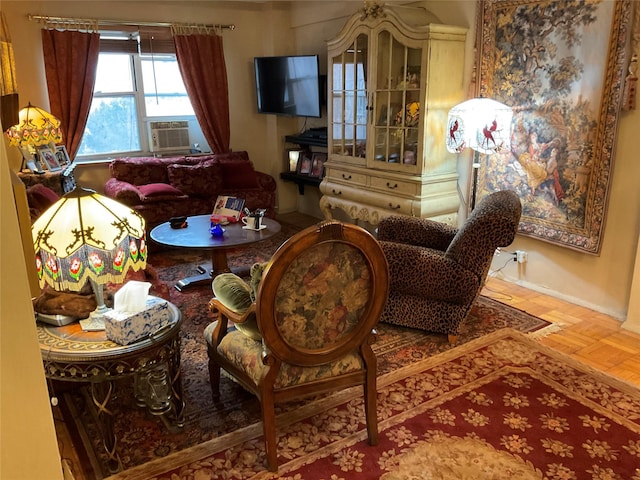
[219,161,259,189]
[167,162,224,197]
[110,156,185,184]
[210,151,250,164]
[138,183,187,202]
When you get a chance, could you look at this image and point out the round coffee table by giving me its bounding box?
[150,215,282,291]
[37,297,183,473]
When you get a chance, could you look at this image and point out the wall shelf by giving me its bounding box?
[280,172,322,195]
[285,134,327,148]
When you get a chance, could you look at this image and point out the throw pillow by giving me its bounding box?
[212,263,267,342]
[26,184,60,212]
[219,161,259,189]
[137,183,187,202]
[167,162,223,197]
[212,273,252,314]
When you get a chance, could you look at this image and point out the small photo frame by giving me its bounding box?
[310,153,327,178]
[287,149,302,172]
[297,152,313,175]
[26,159,45,174]
[38,146,62,172]
[55,145,71,167]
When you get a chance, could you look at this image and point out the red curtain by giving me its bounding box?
[173,32,230,153]
[41,29,99,160]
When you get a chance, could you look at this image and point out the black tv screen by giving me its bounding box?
[254,55,321,118]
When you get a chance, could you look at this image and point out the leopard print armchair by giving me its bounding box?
[377,190,522,344]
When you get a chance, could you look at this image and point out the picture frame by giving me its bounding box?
[38,146,62,172]
[297,152,313,175]
[55,145,71,168]
[286,149,302,172]
[474,0,633,255]
[25,159,44,174]
[310,153,327,178]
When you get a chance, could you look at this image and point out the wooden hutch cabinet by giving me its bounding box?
[319,4,467,225]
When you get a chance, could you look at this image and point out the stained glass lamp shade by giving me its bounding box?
[446,97,513,209]
[5,102,63,149]
[31,188,147,320]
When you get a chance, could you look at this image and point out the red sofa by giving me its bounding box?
[103,151,277,230]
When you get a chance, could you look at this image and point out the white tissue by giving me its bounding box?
[114,280,151,313]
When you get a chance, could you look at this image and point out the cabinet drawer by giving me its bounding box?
[326,168,367,186]
[369,175,418,195]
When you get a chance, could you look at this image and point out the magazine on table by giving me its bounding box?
[212,196,245,222]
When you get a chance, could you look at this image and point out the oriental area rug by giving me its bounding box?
[58,222,554,479]
[108,329,640,480]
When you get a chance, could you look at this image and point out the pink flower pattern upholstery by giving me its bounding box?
[207,242,371,388]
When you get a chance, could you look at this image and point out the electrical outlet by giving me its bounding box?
[516,250,528,264]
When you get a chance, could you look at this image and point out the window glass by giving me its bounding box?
[94,54,134,93]
[77,96,141,155]
[141,56,194,116]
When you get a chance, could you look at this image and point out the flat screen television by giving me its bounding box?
[254,55,322,118]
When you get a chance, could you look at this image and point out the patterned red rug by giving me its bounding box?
[58,223,552,479]
[109,329,640,480]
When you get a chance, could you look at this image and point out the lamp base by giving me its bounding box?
[78,306,112,331]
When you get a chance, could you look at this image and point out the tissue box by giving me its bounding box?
[104,296,172,345]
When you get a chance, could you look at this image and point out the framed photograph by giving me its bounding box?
[474,0,632,254]
[38,146,62,172]
[310,153,327,178]
[286,149,302,172]
[25,159,45,174]
[55,145,71,167]
[297,152,313,175]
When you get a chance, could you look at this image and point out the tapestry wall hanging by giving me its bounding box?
[476,0,633,254]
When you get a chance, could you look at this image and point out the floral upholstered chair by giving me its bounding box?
[377,190,522,344]
[204,220,389,472]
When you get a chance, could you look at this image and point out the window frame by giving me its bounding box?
[76,31,196,164]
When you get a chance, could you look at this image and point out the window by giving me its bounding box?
[77,32,195,159]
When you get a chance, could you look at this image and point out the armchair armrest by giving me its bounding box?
[210,296,261,341]
[255,171,277,192]
[377,215,458,251]
[380,241,479,305]
[104,178,143,206]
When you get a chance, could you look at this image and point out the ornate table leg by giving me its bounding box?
[91,380,121,473]
[166,336,185,426]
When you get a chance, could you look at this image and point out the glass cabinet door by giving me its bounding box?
[372,30,422,167]
[330,33,368,159]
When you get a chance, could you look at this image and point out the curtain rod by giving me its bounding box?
[28,14,235,31]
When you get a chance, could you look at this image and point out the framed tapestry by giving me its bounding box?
[475,0,634,254]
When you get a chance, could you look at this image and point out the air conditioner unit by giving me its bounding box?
[148,121,190,152]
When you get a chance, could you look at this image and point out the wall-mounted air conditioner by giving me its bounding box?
[148,121,190,152]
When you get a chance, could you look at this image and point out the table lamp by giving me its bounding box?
[446,97,513,210]
[31,187,147,324]
[4,102,63,170]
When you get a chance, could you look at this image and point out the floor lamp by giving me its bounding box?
[446,98,513,211]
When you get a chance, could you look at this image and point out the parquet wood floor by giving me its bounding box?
[483,277,640,388]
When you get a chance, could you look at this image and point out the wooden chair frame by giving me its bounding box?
[206,221,389,471]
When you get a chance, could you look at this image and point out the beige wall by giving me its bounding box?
[1,140,63,476]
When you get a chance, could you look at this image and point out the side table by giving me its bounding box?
[36,297,184,473]
[18,163,77,195]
